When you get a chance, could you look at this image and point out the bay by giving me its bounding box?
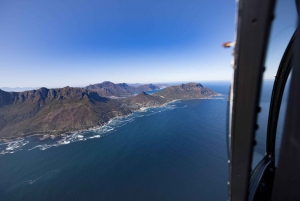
[0,82,230,201]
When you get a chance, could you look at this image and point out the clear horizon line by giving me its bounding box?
[0,78,277,89]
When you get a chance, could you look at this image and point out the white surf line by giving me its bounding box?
[0,139,29,155]
[25,102,181,152]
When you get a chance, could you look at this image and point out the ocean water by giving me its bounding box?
[0,82,256,201]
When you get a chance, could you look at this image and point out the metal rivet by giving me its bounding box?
[271,14,275,21]
[257,106,261,113]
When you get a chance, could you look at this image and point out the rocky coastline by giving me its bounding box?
[0,82,220,141]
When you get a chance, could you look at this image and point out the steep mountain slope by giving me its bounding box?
[154,83,218,100]
[0,87,131,138]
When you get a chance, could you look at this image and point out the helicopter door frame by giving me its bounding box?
[228,0,276,200]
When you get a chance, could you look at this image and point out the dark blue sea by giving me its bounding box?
[0,81,284,201]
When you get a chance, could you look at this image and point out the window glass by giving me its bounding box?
[275,75,291,166]
[252,0,297,169]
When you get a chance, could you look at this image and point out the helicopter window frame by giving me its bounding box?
[248,30,296,201]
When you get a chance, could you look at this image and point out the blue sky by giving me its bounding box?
[0,0,297,88]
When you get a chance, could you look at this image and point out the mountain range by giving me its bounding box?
[86,81,160,97]
[0,87,131,138]
[0,82,219,139]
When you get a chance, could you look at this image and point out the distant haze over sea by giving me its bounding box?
[0,87,40,92]
[1,80,232,92]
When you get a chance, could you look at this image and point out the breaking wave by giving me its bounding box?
[0,139,29,155]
